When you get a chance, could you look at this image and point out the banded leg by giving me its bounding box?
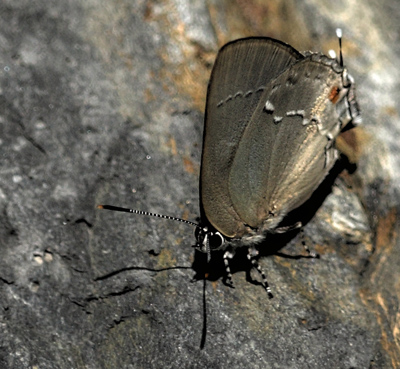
[300,229,319,258]
[223,250,235,288]
[247,247,273,298]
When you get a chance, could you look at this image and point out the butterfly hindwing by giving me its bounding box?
[228,55,346,231]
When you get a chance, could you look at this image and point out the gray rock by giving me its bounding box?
[0,0,399,368]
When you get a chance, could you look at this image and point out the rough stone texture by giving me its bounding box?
[0,0,399,368]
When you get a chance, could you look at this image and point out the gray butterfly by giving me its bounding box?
[196,34,360,295]
[98,32,361,296]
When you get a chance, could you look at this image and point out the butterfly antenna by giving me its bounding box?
[98,204,200,228]
[336,28,343,67]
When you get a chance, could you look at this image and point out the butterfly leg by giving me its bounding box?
[299,229,319,259]
[223,250,235,288]
[276,224,319,258]
[324,135,339,169]
[274,221,302,233]
[247,246,273,298]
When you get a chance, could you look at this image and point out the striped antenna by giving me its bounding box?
[97,204,199,228]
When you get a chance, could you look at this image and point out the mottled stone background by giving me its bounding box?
[1,0,399,368]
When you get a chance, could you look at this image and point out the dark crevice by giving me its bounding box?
[85,285,141,302]
[23,133,47,154]
[74,218,93,228]
[0,277,14,285]
[306,325,323,331]
[111,316,128,326]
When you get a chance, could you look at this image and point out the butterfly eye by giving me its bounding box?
[209,231,225,250]
[193,227,225,251]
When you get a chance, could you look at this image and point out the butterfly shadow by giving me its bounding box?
[191,155,356,287]
[191,156,355,349]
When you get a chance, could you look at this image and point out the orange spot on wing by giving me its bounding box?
[329,86,340,103]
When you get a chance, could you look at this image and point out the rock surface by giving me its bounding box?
[0,0,399,368]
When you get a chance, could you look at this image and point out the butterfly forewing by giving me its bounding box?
[201,38,303,238]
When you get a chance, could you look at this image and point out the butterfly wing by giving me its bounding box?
[228,54,354,232]
[201,38,303,238]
